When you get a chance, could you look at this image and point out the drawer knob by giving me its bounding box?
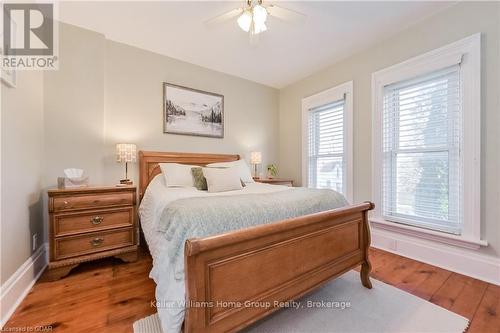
[90,237,104,247]
[90,216,104,225]
[63,200,69,206]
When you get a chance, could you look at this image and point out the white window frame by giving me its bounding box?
[302,81,353,202]
[371,33,485,249]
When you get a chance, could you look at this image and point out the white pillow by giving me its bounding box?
[206,159,254,183]
[202,167,243,193]
[159,163,194,187]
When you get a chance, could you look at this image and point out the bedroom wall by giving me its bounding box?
[44,24,106,187]
[43,22,279,190]
[1,70,45,284]
[102,39,279,183]
[1,20,279,315]
[278,1,500,258]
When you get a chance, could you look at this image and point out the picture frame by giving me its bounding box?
[1,66,17,88]
[0,20,17,88]
[163,82,224,138]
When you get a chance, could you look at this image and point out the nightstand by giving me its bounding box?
[46,185,138,280]
[254,178,294,187]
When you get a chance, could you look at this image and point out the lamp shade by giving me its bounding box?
[250,151,262,164]
[116,143,137,163]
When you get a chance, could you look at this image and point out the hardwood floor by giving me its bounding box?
[5,247,499,332]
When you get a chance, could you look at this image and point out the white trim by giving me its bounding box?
[371,218,487,250]
[371,33,483,245]
[459,34,482,241]
[1,243,48,327]
[301,81,354,202]
[371,227,500,286]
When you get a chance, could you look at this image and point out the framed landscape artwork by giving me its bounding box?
[163,83,224,138]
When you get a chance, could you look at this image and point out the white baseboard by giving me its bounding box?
[1,243,48,327]
[371,227,500,285]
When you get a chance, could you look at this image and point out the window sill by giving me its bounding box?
[370,217,488,250]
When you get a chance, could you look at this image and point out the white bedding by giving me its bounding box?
[139,174,291,333]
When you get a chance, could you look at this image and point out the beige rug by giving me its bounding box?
[134,271,468,333]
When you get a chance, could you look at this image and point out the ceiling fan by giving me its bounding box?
[205,0,305,37]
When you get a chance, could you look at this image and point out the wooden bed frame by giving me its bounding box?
[139,151,374,333]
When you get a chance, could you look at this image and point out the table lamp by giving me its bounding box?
[116,143,137,185]
[250,151,262,178]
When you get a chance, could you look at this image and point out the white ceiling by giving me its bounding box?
[59,1,453,88]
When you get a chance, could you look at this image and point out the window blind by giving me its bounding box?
[382,65,462,234]
[308,98,346,194]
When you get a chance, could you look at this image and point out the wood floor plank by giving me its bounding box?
[369,250,401,281]
[4,247,497,332]
[449,276,489,319]
[468,284,500,333]
[407,263,452,300]
[430,273,488,319]
[393,262,437,293]
[372,254,421,286]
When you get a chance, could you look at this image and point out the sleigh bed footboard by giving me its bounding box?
[184,201,374,333]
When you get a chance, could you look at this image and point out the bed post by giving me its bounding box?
[360,201,374,289]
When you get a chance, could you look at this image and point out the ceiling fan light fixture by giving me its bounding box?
[253,21,267,34]
[237,10,252,32]
[207,0,305,41]
[252,4,268,25]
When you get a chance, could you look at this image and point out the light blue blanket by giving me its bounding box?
[157,188,348,279]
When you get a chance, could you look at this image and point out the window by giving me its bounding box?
[302,81,353,202]
[308,100,345,192]
[372,34,482,247]
[383,66,461,233]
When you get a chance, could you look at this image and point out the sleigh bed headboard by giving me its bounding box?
[138,151,240,199]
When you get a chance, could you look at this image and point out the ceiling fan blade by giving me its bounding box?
[204,8,243,27]
[266,4,306,22]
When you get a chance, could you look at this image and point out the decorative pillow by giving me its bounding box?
[159,163,194,187]
[206,159,254,183]
[191,167,208,191]
[202,166,243,193]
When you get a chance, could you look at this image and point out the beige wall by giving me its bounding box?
[102,39,279,183]
[1,21,279,286]
[44,23,279,190]
[44,24,106,186]
[1,70,44,284]
[278,2,500,257]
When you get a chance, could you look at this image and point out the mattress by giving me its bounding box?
[139,175,292,333]
[139,174,290,262]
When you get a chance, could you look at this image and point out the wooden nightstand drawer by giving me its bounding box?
[53,208,134,237]
[47,186,138,280]
[52,192,134,212]
[54,228,134,260]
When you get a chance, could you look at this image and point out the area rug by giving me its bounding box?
[133,271,469,333]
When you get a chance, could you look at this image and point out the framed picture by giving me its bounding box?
[1,18,17,88]
[0,48,16,87]
[1,66,17,88]
[163,83,224,138]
